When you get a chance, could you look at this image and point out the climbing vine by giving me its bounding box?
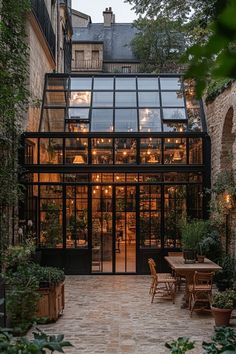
[0,0,30,254]
[209,170,236,228]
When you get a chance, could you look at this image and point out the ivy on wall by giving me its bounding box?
[209,171,236,229]
[205,78,234,104]
[0,0,30,254]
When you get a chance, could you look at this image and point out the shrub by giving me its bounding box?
[214,254,235,291]
[30,263,65,286]
[180,219,209,251]
[165,337,195,353]
[0,328,72,353]
[5,266,40,333]
[5,263,65,332]
[212,289,236,309]
[202,327,236,353]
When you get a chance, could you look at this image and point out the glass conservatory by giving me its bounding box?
[21,74,210,274]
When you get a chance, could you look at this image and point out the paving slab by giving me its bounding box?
[29,275,236,354]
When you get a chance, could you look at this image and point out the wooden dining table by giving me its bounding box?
[165,256,222,307]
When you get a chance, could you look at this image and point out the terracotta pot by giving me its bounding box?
[197,255,205,263]
[211,306,233,326]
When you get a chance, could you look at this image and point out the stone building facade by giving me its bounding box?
[204,81,236,255]
[71,7,140,73]
[204,82,236,182]
[25,0,72,132]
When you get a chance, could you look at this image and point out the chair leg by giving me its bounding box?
[151,287,156,303]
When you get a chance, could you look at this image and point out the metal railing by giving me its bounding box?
[31,0,56,58]
[72,60,103,71]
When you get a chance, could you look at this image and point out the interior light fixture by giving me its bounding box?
[173,150,182,161]
[73,155,85,164]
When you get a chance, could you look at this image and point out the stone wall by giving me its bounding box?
[204,81,236,255]
[72,10,90,27]
[24,16,55,132]
[204,81,236,184]
[72,43,103,71]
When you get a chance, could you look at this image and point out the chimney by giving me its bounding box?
[103,7,115,26]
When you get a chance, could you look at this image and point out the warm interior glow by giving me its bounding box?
[173,150,182,161]
[73,155,85,164]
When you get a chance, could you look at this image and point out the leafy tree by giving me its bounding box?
[126,0,236,96]
[131,16,185,72]
[185,0,236,96]
[0,0,30,256]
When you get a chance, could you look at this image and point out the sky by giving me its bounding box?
[72,0,137,23]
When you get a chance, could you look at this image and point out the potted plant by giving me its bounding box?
[180,219,208,264]
[211,289,236,326]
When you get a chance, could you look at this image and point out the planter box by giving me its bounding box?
[36,282,64,322]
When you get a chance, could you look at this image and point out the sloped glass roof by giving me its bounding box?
[40,74,205,133]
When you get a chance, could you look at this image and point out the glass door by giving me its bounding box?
[115,186,136,273]
[91,185,113,273]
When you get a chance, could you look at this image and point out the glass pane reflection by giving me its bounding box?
[138,92,159,107]
[93,92,113,107]
[69,92,91,106]
[115,109,137,132]
[139,108,161,132]
[162,108,186,120]
[161,92,184,107]
[91,109,113,132]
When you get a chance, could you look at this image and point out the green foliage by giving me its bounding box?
[205,78,233,103]
[180,219,209,251]
[131,17,184,72]
[184,0,236,97]
[29,264,65,286]
[200,228,222,262]
[208,171,236,231]
[203,327,236,353]
[5,261,65,332]
[0,328,72,353]
[2,242,35,272]
[212,289,236,309]
[165,337,195,353]
[41,203,62,247]
[5,266,40,334]
[214,254,235,291]
[0,0,30,250]
[211,171,236,197]
[126,0,236,97]
[125,0,216,28]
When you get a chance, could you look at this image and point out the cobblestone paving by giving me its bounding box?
[32,276,236,354]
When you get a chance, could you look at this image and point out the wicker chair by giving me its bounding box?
[148,258,176,304]
[188,271,213,316]
[168,252,185,290]
[148,258,157,295]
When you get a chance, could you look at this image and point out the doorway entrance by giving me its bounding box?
[91,185,136,273]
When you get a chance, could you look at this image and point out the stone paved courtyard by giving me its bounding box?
[32,276,236,353]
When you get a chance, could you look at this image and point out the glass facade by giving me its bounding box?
[22,74,210,274]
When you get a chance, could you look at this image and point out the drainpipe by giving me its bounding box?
[56,0,60,72]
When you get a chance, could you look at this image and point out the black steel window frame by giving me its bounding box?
[22,181,205,253]
[23,132,206,167]
[31,0,56,58]
[39,73,205,133]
